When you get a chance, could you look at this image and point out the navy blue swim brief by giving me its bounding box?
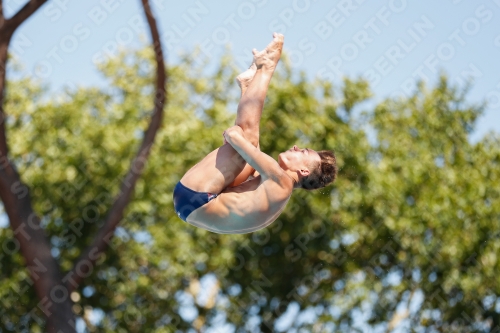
[173,181,219,221]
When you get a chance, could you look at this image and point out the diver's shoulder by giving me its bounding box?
[261,173,293,199]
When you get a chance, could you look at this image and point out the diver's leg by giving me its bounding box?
[225,33,285,186]
[233,33,284,146]
[226,65,273,187]
[180,33,284,193]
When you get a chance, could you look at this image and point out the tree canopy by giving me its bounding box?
[1,46,500,332]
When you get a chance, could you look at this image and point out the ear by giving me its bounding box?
[298,168,310,177]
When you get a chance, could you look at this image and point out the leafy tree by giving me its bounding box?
[0,1,166,332]
[1,4,500,333]
[4,42,499,332]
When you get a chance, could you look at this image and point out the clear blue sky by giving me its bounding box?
[5,0,500,142]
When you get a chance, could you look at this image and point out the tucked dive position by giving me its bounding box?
[173,33,338,234]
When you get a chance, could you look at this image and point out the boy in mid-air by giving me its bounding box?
[173,33,337,234]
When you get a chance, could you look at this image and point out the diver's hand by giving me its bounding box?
[223,126,244,146]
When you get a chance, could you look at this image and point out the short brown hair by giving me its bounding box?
[300,150,338,190]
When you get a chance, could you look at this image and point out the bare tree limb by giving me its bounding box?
[0,1,5,29]
[66,0,167,291]
[0,175,76,333]
[4,0,47,34]
[0,1,76,332]
[0,39,9,157]
[0,0,48,163]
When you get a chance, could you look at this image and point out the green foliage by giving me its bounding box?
[1,47,499,333]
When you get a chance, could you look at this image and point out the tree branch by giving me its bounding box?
[0,0,76,331]
[0,39,9,158]
[66,0,167,292]
[0,174,76,332]
[4,0,47,34]
[0,1,5,29]
[0,0,48,162]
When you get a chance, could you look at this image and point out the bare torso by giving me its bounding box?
[186,175,293,234]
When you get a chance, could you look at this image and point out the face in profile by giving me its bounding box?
[278,145,321,174]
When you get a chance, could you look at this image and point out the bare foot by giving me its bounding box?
[253,32,284,71]
[236,62,257,96]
